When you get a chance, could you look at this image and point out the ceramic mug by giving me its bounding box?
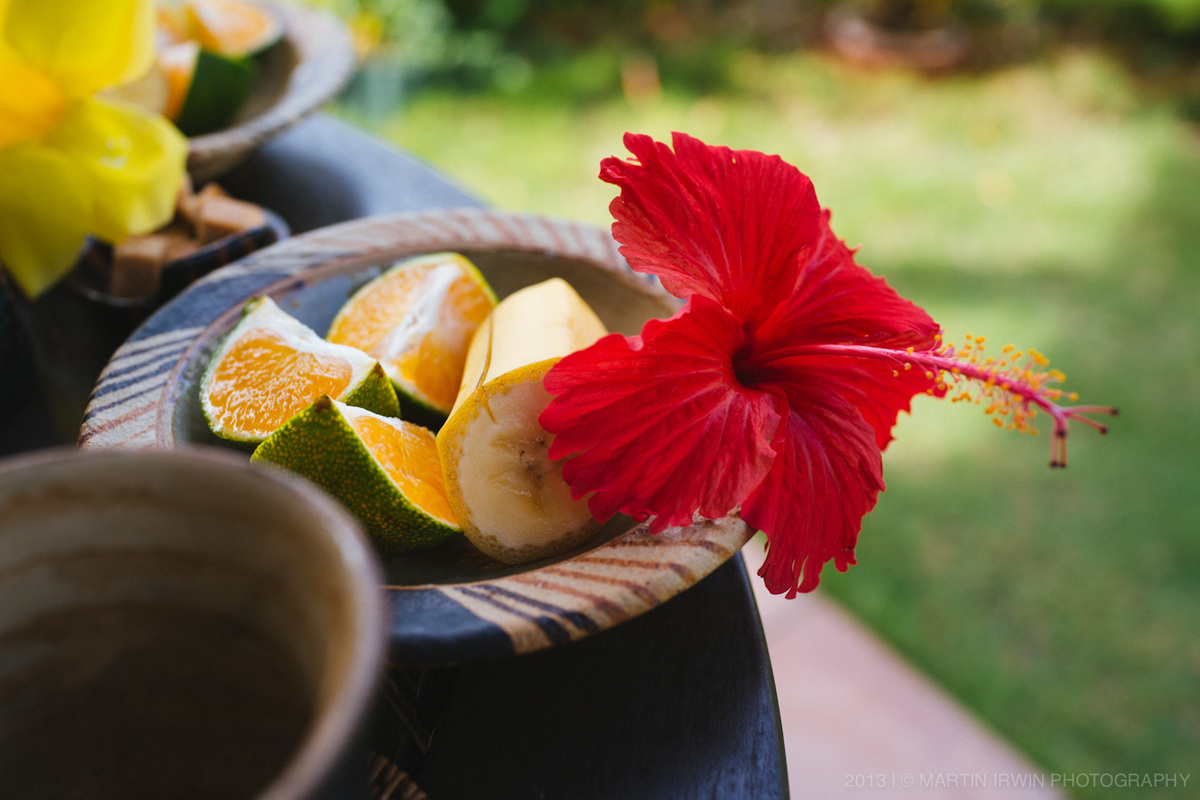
[0,446,386,800]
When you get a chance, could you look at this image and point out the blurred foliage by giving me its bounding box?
[301,0,451,60]
[340,0,1200,57]
[311,0,1200,124]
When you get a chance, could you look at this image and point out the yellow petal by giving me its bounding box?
[47,98,187,244]
[3,0,154,96]
[0,41,65,148]
[0,142,92,298]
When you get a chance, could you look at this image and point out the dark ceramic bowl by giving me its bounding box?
[79,209,753,667]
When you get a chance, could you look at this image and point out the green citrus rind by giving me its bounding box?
[251,396,461,555]
[395,386,451,433]
[174,47,256,137]
[200,296,400,445]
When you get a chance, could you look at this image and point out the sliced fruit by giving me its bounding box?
[436,278,608,565]
[200,295,399,444]
[123,1,274,134]
[157,41,203,123]
[252,397,460,554]
[326,252,497,427]
[185,0,284,59]
[107,38,255,134]
[172,43,256,136]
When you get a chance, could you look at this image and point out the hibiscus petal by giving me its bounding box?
[768,352,941,453]
[541,294,784,531]
[3,0,154,96]
[600,132,822,327]
[0,141,92,298]
[750,209,941,351]
[47,98,186,244]
[742,210,943,449]
[742,388,885,597]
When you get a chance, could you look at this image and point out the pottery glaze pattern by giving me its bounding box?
[80,209,754,666]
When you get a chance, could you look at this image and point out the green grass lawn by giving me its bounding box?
[336,42,1200,798]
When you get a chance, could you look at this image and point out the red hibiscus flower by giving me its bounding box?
[540,132,1114,597]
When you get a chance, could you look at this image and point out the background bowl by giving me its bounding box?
[186,2,357,183]
[79,209,754,666]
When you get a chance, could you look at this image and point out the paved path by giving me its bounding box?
[742,544,1066,800]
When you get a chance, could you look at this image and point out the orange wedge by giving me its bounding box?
[326,252,497,426]
[200,296,399,444]
[253,398,461,553]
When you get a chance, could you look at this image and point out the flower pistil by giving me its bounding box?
[749,335,1118,468]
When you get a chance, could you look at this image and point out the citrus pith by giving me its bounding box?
[325,252,497,427]
[200,296,399,444]
[252,397,460,554]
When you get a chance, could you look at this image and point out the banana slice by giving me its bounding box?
[436,278,608,564]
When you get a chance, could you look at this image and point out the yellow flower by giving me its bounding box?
[0,0,187,298]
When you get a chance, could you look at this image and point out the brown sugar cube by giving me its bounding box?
[157,221,201,262]
[109,234,172,298]
[183,181,228,222]
[191,183,266,245]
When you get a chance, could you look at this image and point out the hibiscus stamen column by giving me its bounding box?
[754,336,1118,468]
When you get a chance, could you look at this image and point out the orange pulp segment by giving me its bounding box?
[200,295,399,444]
[326,253,496,417]
[205,327,352,440]
[349,414,458,527]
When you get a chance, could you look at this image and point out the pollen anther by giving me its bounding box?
[881,336,1118,467]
